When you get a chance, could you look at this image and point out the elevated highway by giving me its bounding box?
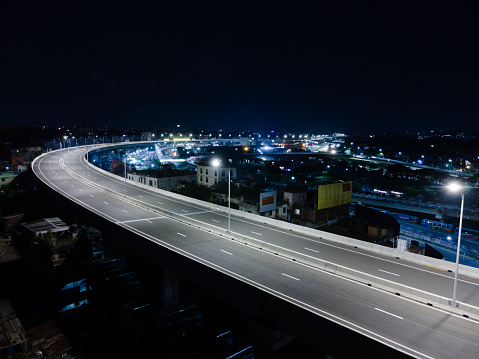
[33,145,479,359]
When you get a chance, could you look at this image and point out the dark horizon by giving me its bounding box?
[2,1,478,133]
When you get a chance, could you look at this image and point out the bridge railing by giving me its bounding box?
[36,148,479,320]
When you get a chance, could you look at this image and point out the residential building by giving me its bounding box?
[197,160,237,188]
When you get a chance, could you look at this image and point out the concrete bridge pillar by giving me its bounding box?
[161,266,179,309]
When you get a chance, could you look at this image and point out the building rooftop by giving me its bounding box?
[21,217,70,236]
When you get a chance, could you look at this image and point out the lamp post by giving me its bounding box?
[213,159,231,233]
[448,182,465,305]
[227,161,231,233]
[124,154,127,195]
[85,138,89,177]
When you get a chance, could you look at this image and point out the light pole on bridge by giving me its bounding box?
[447,182,465,306]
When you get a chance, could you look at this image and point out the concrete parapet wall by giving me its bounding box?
[69,153,479,319]
[90,155,479,280]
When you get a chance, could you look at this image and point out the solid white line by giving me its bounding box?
[118,222,436,359]
[40,152,452,359]
[281,273,300,281]
[304,247,319,253]
[375,308,403,320]
[251,231,262,236]
[379,269,400,277]
[221,249,233,255]
[119,217,165,224]
[234,216,479,287]
[177,232,186,237]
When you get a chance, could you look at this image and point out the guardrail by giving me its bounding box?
[35,149,479,320]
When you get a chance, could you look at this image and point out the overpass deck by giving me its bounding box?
[32,146,479,359]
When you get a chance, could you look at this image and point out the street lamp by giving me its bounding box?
[213,159,231,234]
[447,182,465,305]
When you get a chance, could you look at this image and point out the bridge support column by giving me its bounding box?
[161,266,179,309]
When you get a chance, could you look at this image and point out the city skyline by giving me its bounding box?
[2,1,478,133]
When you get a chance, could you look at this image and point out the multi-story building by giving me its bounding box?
[11,147,42,165]
[197,160,237,187]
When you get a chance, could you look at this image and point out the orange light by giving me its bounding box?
[243,146,249,151]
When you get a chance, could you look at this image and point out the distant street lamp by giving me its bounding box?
[213,158,231,233]
[85,138,89,177]
[124,154,128,195]
[447,182,465,305]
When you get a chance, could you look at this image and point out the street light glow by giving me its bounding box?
[447,182,462,192]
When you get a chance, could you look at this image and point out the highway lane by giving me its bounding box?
[44,147,479,309]
[101,202,479,359]
[60,147,479,307]
[33,147,479,358]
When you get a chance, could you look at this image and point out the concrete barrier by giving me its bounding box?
[54,149,479,319]
[80,149,479,279]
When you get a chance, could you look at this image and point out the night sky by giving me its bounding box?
[1,1,478,133]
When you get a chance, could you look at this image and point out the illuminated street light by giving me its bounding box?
[447,182,465,305]
[213,158,231,233]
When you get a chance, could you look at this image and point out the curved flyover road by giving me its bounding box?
[33,146,479,359]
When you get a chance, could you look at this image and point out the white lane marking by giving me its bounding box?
[122,210,128,212]
[104,202,109,205]
[281,273,300,281]
[251,231,262,236]
[177,232,186,237]
[304,247,319,253]
[379,269,400,277]
[102,181,105,183]
[145,220,153,223]
[90,195,94,197]
[221,249,233,255]
[233,216,479,287]
[157,201,163,204]
[112,185,115,187]
[119,217,165,224]
[181,209,189,212]
[375,308,403,320]
[139,195,143,198]
[211,219,220,223]
[71,184,74,186]
[79,189,83,191]
[118,222,437,359]
[183,210,214,215]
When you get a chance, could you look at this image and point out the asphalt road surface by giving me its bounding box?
[33,146,479,359]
